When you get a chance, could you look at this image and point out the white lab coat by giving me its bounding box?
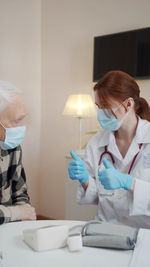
[77,117,150,228]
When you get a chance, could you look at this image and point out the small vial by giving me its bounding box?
[67,233,82,252]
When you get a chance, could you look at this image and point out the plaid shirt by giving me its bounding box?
[0,145,30,224]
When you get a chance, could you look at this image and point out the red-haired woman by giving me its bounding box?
[68,70,150,228]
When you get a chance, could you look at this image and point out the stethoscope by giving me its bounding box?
[97,143,143,197]
[98,143,142,174]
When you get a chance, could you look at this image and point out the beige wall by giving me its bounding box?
[0,0,41,213]
[40,0,150,219]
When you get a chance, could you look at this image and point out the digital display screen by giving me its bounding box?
[93,27,150,81]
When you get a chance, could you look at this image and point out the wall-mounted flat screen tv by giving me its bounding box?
[93,27,150,82]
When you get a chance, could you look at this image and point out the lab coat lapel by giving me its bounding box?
[135,117,150,144]
[123,140,140,166]
[107,134,140,165]
[121,117,149,165]
[98,130,122,161]
[107,132,122,161]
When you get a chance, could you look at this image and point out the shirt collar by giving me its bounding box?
[134,116,150,144]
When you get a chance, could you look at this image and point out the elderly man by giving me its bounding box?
[0,80,36,224]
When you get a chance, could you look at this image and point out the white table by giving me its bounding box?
[0,220,133,267]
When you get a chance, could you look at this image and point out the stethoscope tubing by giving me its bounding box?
[98,144,142,174]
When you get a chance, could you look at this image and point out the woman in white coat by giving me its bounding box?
[68,70,150,229]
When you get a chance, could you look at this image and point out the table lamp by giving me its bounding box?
[62,94,96,151]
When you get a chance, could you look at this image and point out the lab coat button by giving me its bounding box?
[122,216,128,222]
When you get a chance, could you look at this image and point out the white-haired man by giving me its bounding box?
[0,80,36,224]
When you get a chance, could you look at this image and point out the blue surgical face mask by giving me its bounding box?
[97,101,129,131]
[0,122,26,150]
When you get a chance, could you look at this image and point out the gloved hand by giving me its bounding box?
[68,150,89,184]
[98,158,133,190]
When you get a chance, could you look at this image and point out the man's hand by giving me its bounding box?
[18,204,36,221]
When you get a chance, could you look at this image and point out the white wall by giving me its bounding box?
[0,0,41,213]
[40,0,150,219]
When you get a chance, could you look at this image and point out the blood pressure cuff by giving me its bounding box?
[81,221,138,250]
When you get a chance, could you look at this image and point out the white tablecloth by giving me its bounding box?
[0,220,133,267]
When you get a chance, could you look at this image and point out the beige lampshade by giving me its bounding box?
[62,94,96,117]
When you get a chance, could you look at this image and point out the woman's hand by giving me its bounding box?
[68,150,89,184]
[98,158,133,190]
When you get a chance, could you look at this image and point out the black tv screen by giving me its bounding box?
[93,27,150,81]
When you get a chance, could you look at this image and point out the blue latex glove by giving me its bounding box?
[98,158,133,190]
[68,150,89,184]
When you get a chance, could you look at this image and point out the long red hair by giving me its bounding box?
[93,70,150,121]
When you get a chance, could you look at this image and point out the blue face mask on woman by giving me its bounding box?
[0,122,26,150]
[97,101,129,131]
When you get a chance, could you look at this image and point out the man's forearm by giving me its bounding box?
[0,205,22,224]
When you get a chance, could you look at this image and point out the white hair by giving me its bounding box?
[0,80,22,112]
